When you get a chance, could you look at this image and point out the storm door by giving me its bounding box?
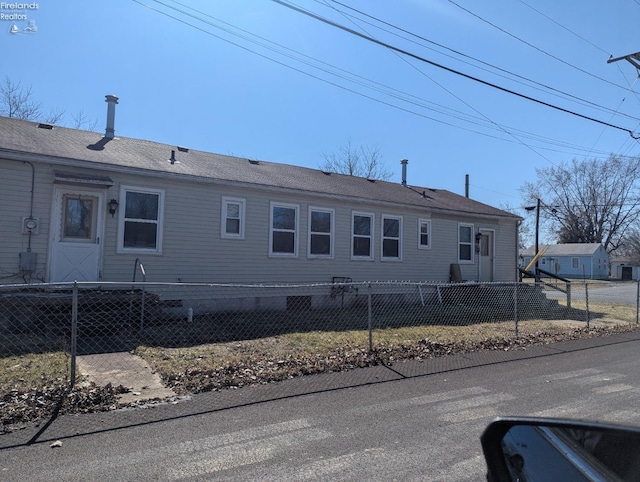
[49,187,105,282]
[478,230,495,282]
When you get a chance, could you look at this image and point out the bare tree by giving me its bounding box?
[71,109,99,131]
[321,139,393,180]
[0,76,69,126]
[521,155,640,254]
[615,226,640,264]
[501,201,530,249]
[0,76,41,120]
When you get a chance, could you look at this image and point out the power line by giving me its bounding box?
[515,0,610,56]
[138,0,630,158]
[319,0,572,168]
[317,0,639,165]
[446,0,633,92]
[133,0,535,143]
[272,0,640,140]
[322,0,640,124]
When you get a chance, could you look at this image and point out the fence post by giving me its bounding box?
[566,282,571,309]
[70,281,78,387]
[636,279,640,325]
[367,283,373,352]
[513,282,519,338]
[584,282,590,329]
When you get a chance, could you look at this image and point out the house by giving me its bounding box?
[610,256,640,281]
[0,96,521,290]
[519,243,609,280]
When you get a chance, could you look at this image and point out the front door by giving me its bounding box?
[478,230,494,282]
[49,187,105,282]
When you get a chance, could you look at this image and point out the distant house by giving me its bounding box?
[519,243,609,280]
[610,256,640,281]
[0,96,521,288]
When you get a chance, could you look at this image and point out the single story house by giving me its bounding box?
[0,96,521,290]
[519,243,609,280]
[610,256,640,281]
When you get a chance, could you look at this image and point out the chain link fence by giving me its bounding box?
[1,279,638,432]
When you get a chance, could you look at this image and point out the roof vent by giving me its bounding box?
[37,123,53,130]
[322,171,332,176]
[168,149,179,165]
[248,159,260,165]
[104,94,119,139]
[401,159,408,186]
[177,146,189,153]
[367,178,376,183]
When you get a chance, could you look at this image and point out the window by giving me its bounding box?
[308,207,334,257]
[270,202,298,256]
[352,212,374,259]
[118,186,164,253]
[381,215,402,260]
[418,218,431,249]
[572,257,579,269]
[221,197,245,239]
[458,223,473,263]
[62,195,97,241]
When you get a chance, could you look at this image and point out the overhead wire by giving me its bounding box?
[508,0,640,161]
[270,0,640,140]
[318,0,561,168]
[516,0,610,56]
[134,0,640,167]
[445,0,635,93]
[137,0,629,159]
[323,0,640,124]
[132,0,536,144]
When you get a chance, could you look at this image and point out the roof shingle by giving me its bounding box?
[0,116,519,219]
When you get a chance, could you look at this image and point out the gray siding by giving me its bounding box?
[0,159,53,283]
[1,158,519,285]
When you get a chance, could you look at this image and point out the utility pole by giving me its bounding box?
[524,198,541,282]
[607,51,640,70]
[534,198,540,282]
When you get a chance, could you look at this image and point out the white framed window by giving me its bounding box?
[308,207,334,258]
[381,215,402,261]
[572,257,579,269]
[117,185,164,254]
[352,211,374,260]
[270,202,298,257]
[418,218,431,249]
[221,197,245,239]
[458,223,474,263]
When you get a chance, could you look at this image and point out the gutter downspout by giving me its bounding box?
[5,158,35,251]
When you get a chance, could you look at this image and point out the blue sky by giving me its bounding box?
[3,0,640,235]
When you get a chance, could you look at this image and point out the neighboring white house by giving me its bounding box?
[610,256,640,280]
[0,98,521,288]
[519,243,609,280]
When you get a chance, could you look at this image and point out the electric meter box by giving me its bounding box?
[19,252,37,272]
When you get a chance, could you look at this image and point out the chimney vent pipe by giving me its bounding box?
[104,95,119,139]
[400,159,408,186]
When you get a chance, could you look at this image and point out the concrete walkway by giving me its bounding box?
[76,353,176,404]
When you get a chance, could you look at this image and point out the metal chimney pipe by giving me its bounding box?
[104,95,119,139]
[401,159,408,186]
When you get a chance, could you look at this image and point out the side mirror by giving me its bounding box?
[481,417,640,481]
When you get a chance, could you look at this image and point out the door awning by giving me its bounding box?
[54,171,114,188]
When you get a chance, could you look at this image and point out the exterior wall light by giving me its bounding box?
[108,198,119,217]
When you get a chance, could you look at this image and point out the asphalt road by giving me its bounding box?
[545,280,640,306]
[2,332,639,481]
